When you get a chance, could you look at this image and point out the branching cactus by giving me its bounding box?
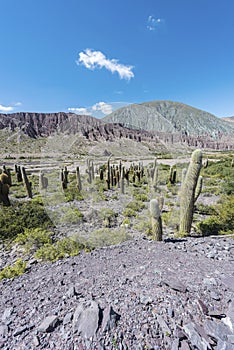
[150,198,163,241]
[194,175,203,203]
[152,165,158,192]
[181,168,187,184]
[179,149,202,235]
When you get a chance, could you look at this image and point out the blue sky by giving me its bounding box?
[1,0,234,117]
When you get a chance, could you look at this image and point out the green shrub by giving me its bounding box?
[195,203,216,215]
[88,228,131,248]
[133,218,151,235]
[126,200,145,211]
[197,195,234,235]
[34,237,91,262]
[60,207,83,224]
[133,193,148,202]
[123,208,138,217]
[0,202,53,242]
[0,259,27,281]
[14,228,53,253]
[221,175,234,195]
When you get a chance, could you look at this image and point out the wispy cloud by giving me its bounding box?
[77,49,134,80]
[0,104,14,112]
[92,102,113,115]
[147,15,164,31]
[68,101,134,117]
[68,102,113,117]
[68,107,90,115]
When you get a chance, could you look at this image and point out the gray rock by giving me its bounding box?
[63,312,73,325]
[222,277,234,291]
[140,295,153,305]
[197,299,208,315]
[216,339,234,350]
[180,339,191,350]
[227,335,234,344]
[204,319,232,342]
[101,305,120,332]
[156,315,171,335]
[13,325,29,337]
[163,276,187,293]
[66,286,76,298]
[171,338,179,350]
[33,335,40,347]
[38,315,59,332]
[0,325,8,338]
[73,300,99,339]
[2,307,13,323]
[183,322,211,350]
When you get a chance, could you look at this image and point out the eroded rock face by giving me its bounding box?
[0,236,234,349]
[1,111,233,150]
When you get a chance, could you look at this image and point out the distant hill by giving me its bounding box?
[103,100,234,137]
[222,116,234,123]
[0,106,233,154]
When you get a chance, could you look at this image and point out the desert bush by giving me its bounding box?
[14,228,53,253]
[60,207,83,224]
[98,208,117,227]
[201,159,232,178]
[34,237,92,262]
[221,175,234,195]
[88,228,131,248]
[0,202,53,241]
[197,195,234,235]
[133,218,151,235]
[0,258,27,281]
[195,203,216,215]
[122,200,145,217]
[64,190,84,202]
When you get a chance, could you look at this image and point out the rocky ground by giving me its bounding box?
[0,235,234,350]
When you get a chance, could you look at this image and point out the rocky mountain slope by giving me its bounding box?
[1,103,234,154]
[0,112,160,143]
[0,236,234,349]
[222,116,234,123]
[104,101,234,137]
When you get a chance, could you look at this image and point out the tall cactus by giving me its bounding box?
[179,149,202,235]
[76,166,82,192]
[194,175,203,203]
[21,167,33,198]
[150,198,163,241]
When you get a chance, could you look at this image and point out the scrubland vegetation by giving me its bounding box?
[0,150,233,280]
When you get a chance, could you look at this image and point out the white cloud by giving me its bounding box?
[0,104,14,112]
[77,49,134,80]
[67,101,132,118]
[92,102,113,115]
[147,15,164,31]
[14,102,22,106]
[68,107,90,115]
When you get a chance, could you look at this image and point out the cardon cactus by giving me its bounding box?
[179,149,202,235]
[0,182,10,206]
[194,175,203,203]
[150,198,163,241]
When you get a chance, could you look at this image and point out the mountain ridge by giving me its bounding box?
[103,100,234,137]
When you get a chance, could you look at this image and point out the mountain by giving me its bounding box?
[222,116,234,123]
[103,100,234,137]
[0,104,233,154]
[0,112,155,142]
